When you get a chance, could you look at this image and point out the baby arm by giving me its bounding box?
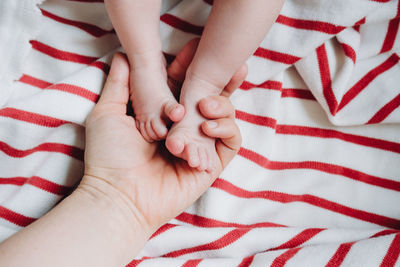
[105,0,184,142]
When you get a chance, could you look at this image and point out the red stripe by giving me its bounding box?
[89,60,110,74]
[340,43,357,63]
[240,80,282,91]
[380,18,400,53]
[212,178,400,229]
[235,110,276,128]
[371,229,400,238]
[338,54,400,112]
[271,247,302,267]
[0,206,36,227]
[354,17,367,26]
[28,176,71,196]
[238,147,400,192]
[254,47,301,65]
[176,212,286,228]
[276,15,346,35]
[380,234,400,267]
[235,110,400,155]
[281,88,315,100]
[353,18,366,32]
[270,228,324,251]
[0,141,84,161]
[150,223,177,239]
[163,228,251,257]
[380,0,400,54]
[0,176,71,196]
[40,8,113,37]
[160,14,203,35]
[30,40,99,65]
[276,124,400,154]
[240,81,315,100]
[316,44,338,115]
[0,177,26,186]
[19,74,52,89]
[238,255,255,267]
[326,229,399,266]
[126,257,152,267]
[49,83,99,103]
[19,74,100,102]
[325,242,355,267]
[367,94,400,124]
[181,259,202,267]
[0,108,69,127]
[31,40,109,73]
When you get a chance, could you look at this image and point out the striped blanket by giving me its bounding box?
[0,0,399,266]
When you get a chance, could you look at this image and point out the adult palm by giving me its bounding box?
[83,40,246,233]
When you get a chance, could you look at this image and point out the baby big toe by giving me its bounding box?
[166,135,185,156]
[164,101,185,122]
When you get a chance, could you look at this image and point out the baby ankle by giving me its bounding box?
[184,71,224,96]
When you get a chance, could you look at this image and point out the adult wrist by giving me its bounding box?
[77,175,152,250]
[0,175,153,267]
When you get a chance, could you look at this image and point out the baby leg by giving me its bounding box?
[130,53,184,142]
[166,0,283,170]
[105,0,184,142]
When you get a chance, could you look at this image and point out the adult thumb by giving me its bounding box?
[97,53,130,109]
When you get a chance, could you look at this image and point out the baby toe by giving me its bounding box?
[166,134,185,156]
[164,101,185,122]
[151,118,168,140]
[135,120,140,131]
[186,144,200,168]
[145,121,158,141]
[139,121,152,143]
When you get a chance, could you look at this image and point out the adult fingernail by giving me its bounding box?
[206,121,218,129]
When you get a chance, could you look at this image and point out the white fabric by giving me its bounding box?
[0,0,399,266]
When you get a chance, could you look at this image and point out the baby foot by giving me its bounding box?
[166,76,221,172]
[131,62,184,142]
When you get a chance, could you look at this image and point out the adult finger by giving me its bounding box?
[198,95,235,119]
[220,64,248,98]
[96,53,130,111]
[201,118,242,169]
[167,38,200,83]
[167,38,200,96]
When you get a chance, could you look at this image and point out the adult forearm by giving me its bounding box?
[0,175,149,267]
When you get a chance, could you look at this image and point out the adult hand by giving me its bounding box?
[83,39,247,235]
[0,39,247,267]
